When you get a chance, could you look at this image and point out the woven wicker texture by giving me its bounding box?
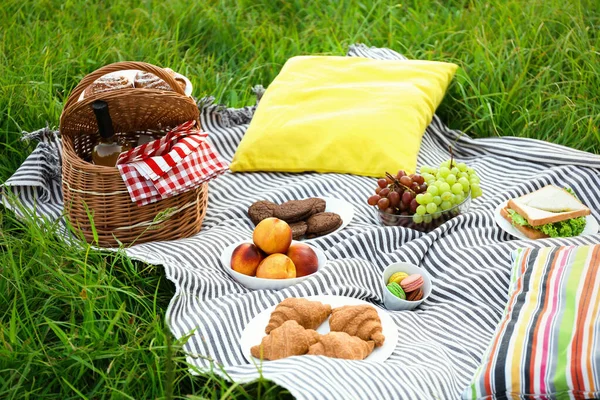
[60,61,206,247]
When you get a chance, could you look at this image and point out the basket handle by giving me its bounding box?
[63,61,187,111]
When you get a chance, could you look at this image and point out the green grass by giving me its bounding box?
[0,0,598,398]
[0,204,292,399]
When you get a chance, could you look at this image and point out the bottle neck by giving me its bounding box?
[92,100,115,140]
[98,135,117,144]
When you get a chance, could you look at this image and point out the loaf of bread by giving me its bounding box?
[134,68,186,91]
[83,74,133,98]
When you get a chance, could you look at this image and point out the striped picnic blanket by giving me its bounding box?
[3,44,600,400]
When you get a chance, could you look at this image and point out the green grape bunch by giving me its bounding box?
[418,160,482,218]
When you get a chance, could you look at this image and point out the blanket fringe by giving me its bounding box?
[196,85,265,128]
[36,143,61,180]
[21,123,60,143]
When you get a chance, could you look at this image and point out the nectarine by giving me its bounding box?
[256,254,296,279]
[231,243,263,276]
[253,217,292,255]
[286,243,319,277]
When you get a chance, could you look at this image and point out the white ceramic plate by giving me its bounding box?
[220,240,327,290]
[302,197,354,241]
[494,200,599,240]
[77,69,193,101]
[240,295,398,363]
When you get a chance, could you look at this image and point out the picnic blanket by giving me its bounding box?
[3,44,600,400]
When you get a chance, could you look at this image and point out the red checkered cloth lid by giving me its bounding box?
[116,120,228,206]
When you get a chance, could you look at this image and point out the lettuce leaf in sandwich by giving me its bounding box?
[506,209,586,238]
[507,187,587,238]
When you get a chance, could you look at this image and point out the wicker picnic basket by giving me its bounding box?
[60,61,207,247]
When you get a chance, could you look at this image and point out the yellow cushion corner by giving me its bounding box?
[230,55,458,177]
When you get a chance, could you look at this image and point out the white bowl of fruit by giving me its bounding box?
[220,218,327,290]
[367,159,483,232]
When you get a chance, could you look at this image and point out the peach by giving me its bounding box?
[252,217,292,255]
[230,243,264,276]
[256,254,296,279]
[286,243,319,277]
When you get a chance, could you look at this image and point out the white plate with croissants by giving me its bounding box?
[240,295,398,363]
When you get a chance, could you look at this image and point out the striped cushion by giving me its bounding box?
[464,245,600,399]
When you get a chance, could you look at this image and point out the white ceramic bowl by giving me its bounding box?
[220,240,327,290]
[382,262,432,311]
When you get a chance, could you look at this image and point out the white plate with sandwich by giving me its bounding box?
[494,185,598,240]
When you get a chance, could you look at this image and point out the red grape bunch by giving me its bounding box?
[367,170,428,216]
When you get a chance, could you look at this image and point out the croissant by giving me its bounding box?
[265,298,332,334]
[251,320,320,360]
[308,332,375,360]
[329,305,385,347]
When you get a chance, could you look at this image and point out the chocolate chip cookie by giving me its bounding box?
[274,199,315,223]
[248,200,278,225]
[306,212,343,238]
[290,221,308,240]
[310,198,327,216]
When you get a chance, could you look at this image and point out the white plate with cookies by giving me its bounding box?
[240,295,398,363]
[248,197,354,241]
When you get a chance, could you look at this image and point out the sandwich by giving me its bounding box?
[500,185,590,239]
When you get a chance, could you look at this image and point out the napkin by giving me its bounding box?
[117,120,228,206]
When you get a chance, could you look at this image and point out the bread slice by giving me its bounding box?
[507,185,590,227]
[500,207,548,239]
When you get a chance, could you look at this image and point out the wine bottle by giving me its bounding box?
[91,100,128,167]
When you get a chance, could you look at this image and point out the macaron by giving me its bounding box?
[406,288,423,302]
[400,274,424,293]
[386,282,406,300]
[387,271,409,285]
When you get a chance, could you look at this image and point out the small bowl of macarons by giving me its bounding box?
[382,262,432,311]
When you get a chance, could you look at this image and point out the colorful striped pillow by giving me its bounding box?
[464,245,600,400]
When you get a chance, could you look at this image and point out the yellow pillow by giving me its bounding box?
[230,56,458,177]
